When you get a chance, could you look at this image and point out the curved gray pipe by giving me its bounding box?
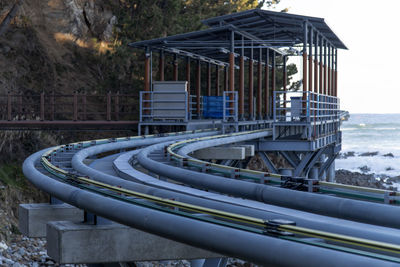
[72,136,400,245]
[178,130,271,157]
[23,150,398,267]
[138,141,400,228]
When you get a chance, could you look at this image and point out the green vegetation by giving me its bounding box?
[0,162,27,189]
[90,0,286,93]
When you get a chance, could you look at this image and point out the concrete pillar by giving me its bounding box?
[19,203,83,238]
[327,160,335,182]
[47,221,221,264]
[309,167,319,180]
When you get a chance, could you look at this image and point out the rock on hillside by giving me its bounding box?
[0,0,117,94]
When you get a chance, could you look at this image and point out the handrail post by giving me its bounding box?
[40,91,45,121]
[7,91,11,121]
[73,91,78,121]
[107,91,111,121]
[115,91,119,121]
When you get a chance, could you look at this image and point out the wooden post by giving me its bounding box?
[40,91,44,121]
[18,92,22,119]
[82,92,87,121]
[73,91,78,121]
[107,91,111,121]
[50,91,55,121]
[7,91,11,121]
[115,91,120,121]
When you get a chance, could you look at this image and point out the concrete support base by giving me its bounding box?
[19,203,83,238]
[193,147,245,160]
[47,221,222,264]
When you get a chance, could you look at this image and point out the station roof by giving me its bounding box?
[203,9,347,50]
[128,9,346,65]
[128,25,283,66]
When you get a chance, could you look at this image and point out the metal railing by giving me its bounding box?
[190,95,203,120]
[0,91,137,121]
[223,91,238,122]
[140,91,189,122]
[273,91,340,123]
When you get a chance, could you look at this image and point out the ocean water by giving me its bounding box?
[336,113,400,177]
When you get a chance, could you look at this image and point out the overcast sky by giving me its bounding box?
[266,0,400,114]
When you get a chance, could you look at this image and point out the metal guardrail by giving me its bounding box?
[0,91,136,121]
[273,91,340,123]
[140,91,189,122]
[223,91,238,122]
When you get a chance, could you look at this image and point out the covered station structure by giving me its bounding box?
[129,9,347,180]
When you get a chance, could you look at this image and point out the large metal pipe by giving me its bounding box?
[136,136,400,229]
[69,137,400,245]
[24,151,392,266]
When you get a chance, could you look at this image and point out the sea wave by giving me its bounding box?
[336,155,400,177]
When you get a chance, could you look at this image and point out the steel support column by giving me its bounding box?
[264,49,270,119]
[224,66,228,92]
[207,63,211,97]
[186,57,191,113]
[308,28,313,96]
[314,34,318,93]
[239,37,245,120]
[215,65,220,97]
[328,45,331,96]
[283,55,287,109]
[257,48,262,119]
[159,50,165,81]
[196,60,201,117]
[144,48,150,92]
[302,21,308,111]
[323,40,327,95]
[335,49,338,97]
[271,50,276,112]
[239,56,244,119]
[248,45,254,120]
[173,54,178,81]
[319,39,323,95]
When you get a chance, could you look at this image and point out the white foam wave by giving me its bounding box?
[336,155,400,177]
